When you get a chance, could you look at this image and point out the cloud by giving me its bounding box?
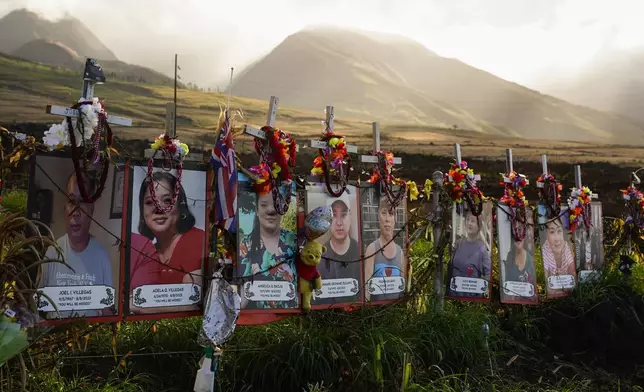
[2,0,643,89]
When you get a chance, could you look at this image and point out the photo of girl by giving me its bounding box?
[538,204,576,297]
[497,204,538,304]
[574,202,604,282]
[446,201,493,301]
[128,167,207,315]
[362,187,407,302]
[238,174,298,310]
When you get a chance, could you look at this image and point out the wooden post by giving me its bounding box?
[541,154,548,176]
[372,122,380,151]
[166,102,176,138]
[505,149,513,173]
[574,165,582,189]
[432,169,444,312]
[454,143,462,163]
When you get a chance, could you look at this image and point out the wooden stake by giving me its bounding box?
[505,149,513,173]
[432,169,444,313]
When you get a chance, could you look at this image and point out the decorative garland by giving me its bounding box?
[621,185,644,228]
[444,161,484,216]
[147,133,189,213]
[367,151,407,212]
[568,186,593,232]
[310,131,351,197]
[500,171,529,241]
[43,98,115,203]
[249,126,296,215]
[536,173,562,219]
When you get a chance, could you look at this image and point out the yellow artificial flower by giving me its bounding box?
[179,143,189,156]
[151,139,164,150]
[423,179,433,199]
[407,181,419,201]
[311,167,323,176]
[271,163,281,178]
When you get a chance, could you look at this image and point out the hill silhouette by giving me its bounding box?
[231,26,644,144]
[0,8,117,61]
[1,10,175,86]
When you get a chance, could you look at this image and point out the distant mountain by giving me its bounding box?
[232,27,644,143]
[0,8,117,61]
[540,50,644,124]
[9,39,175,86]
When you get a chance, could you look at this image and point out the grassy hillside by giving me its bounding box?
[3,54,644,164]
[231,27,644,144]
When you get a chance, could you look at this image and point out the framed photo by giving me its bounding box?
[28,153,127,322]
[110,165,125,219]
[125,160,209,319]
[236,172,299,312]
[360,184,408,303]
[446,201,494,302]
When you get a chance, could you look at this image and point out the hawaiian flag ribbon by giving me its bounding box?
[211,110,237,232]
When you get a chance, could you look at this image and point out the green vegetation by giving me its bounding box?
[1,233,643,391]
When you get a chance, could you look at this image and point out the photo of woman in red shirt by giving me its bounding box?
[129,170,205,314]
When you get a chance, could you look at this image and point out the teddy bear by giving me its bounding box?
[296,240,326,311]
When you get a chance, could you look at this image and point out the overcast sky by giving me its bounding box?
[1,0,643,89]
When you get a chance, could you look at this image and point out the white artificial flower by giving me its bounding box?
[14,132,26,142]
[43,122,70,149]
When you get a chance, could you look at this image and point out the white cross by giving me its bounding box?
[503,148,529,185]
[45,58,133,128]
[360,122,402,165]
[573,164,599,199]
[448,143,481,183]
[244,95,279,146]
[143,103,203,162]
[309,105,358,154]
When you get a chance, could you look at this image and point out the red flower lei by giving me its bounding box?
[250,126,296,215]
[536,173,562,219]
[367,151,406,212]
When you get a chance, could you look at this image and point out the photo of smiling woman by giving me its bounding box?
[498,204,538,304]
[446,201,493,301]
[237,174,298,310]
[538,204,576,298]
[362,187,408,302]
[128,167,207,315]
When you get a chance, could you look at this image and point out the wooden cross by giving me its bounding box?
[503,149,529,185]
[45,58,133,128]
[144,102,203,161]
[574,165,598,199]
[243,96,281,162]
[450,144,481,183]
[309,106,358,154]
[360,122,402,165]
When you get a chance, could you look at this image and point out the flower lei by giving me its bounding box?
[568,186,592,232]
[444,161,484,216]
[621,185,644,228]
[147,133,189,213]
[311,131,351,197]
[43,98,115,203]
[537,173,562,219]
[249,126,296,215]
[500,171,529,241]
[367,151,406,212]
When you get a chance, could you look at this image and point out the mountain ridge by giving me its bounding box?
[231,27,644,144]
